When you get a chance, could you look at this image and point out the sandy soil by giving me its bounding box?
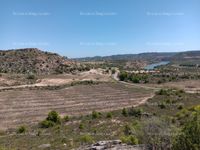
[0,69,111,90]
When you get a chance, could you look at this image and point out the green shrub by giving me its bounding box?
[132,77,140,83]
[128,107,143,117]
[120,136,128,143]
[105,69,109,73]
[165,99,172,104]
[122,108,128,117]
[92,111,99,119]
[178,104,183,110]
[47,111,61,124]
[111,69,116,74]
[37,130,42,136]
[118,72,128,81]
[39,111,61,128]
[79,123,84,130]
[93,128,97,134]
[120,135,139,145]
[129,135,139,145]
[123,124,133,135]
[80,134,93,144]
[171,118,176,124]
[54,125,61,133]
[0,130,5,136]
[156,89,168,95]
[63,115,70,122]
[106,112,112,118]
[17,126,26,134]
[26,74,36,80]
[178,89,185,93]
[39,120,55,128]
[158,102,166,109]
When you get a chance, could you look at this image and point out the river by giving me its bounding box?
[144,61,170,70]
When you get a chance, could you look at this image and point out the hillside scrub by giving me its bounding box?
[173,106,200,150]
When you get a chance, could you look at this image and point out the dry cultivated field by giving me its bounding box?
[0,82,153,130]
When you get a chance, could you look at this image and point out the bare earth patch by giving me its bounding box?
[0,69,110,90]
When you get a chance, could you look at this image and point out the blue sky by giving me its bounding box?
[0,0,200,58]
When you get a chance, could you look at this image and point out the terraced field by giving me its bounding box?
[0,82,153,129]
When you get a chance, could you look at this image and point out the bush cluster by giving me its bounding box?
[121,107,143,117]
[39,111,61,128]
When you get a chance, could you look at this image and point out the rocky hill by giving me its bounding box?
[0,48,77,74]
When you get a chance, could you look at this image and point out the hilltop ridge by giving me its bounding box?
[0,48,75,74]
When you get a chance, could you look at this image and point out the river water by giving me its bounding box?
[144,61,170,70]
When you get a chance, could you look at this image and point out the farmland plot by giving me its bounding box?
[0,82,153,129]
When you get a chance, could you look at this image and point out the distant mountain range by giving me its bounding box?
[76,50,200,62]
[172,51,200,61]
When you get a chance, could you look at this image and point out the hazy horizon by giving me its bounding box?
[1,0,200,58]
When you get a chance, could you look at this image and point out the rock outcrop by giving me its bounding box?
[77,140,145,150]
